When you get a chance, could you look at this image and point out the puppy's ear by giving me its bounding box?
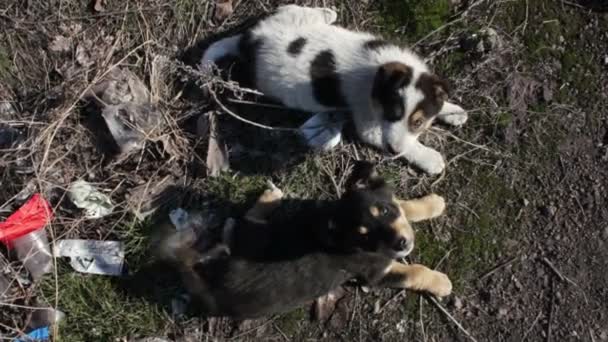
[417,73,449,103]
[346,161,385,190]
[372,62,413,121]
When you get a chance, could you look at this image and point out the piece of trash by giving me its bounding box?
[214,0,234,22]
[313,286,346,322]
[93,0,105,12]
[86,68,165,155]
[15,326,50,342]
[29,308,66,329]
[54,240,124,276]
[169,208,191,231]
[0,194,54,280]
[127,176,177,221]
[68,180,114,218]
[206,113,230,177]
[299,111,345,151]
[102,103,164,155]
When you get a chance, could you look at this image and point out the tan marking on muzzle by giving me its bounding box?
[389,198,415,243]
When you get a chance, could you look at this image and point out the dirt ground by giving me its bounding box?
[1,0,607,341]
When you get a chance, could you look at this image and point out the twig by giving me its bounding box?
[419,297,428,342]
[230,316,279,340]
[273,323,290,341]
[478,256,518,281]
[541,257,588,303]
[434,248,456,270]
[546,279,555,342]
[522,309,542,341]
[209,88,299,132]
[425,295,479,342]
[376,289,406,314]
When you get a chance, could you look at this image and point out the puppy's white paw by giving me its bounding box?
[414,150,445,175]
[441,113,468,126]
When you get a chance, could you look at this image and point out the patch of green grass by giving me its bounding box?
[276,308,308,337]
[205,172,268,204]
[0,48,11,80]
[378,0,451,41]
[40,264,169,341]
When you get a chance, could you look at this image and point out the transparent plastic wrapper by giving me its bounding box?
[54,239,124,276]
[0,194,54,280]
[68,180,114,218]
[299,111,346,151]
[12,229,53,280]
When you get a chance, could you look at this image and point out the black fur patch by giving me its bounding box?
[414,73,449,119]
[238,31,263,88]
[371,62,413,122]
[310,50,347,107]
[363,39,390,51]
[287,37,307,56]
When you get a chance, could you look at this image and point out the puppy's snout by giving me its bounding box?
[393,237,409,251]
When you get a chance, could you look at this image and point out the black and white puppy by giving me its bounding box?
[157,163,452,318]
[201,5,468,175]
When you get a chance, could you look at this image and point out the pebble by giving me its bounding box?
[452,296,463,310]
[497,307,509,317]
[604,55,608,65]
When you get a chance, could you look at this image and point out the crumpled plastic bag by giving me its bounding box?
[54,239,124,276]
[68,180,114,218]
[299,111,346,151]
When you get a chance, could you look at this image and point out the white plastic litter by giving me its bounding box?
[12,229,53,280]
[169,208,190,231]
[54,240,124,276]
[299,111,345,151]
[68,180,114,218]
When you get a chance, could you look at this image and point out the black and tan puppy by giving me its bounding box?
[158,163,451,318]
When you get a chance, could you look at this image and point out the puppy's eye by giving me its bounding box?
[379,206,389,216]
[412,118,424,128]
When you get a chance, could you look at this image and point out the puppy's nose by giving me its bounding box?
[393,237,409,251]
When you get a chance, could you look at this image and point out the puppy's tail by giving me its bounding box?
[200,34,243,68]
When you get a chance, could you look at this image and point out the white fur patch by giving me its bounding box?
[200,5,468,175]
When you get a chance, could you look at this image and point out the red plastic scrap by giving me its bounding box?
[0,194,53,246]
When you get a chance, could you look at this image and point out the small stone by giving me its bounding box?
[373,300,381,314]
[452,296,463,309]
[540,205,556,217]
[522,198,530,207]
[604,55,608,65]
[396,319,407,334]
[497,307,508,317]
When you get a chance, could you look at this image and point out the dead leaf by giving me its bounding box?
[214,0,234,22]
[49,35,72,52]
[313,287,346,322]
[206,113,229,177]
[93,0,105,12]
